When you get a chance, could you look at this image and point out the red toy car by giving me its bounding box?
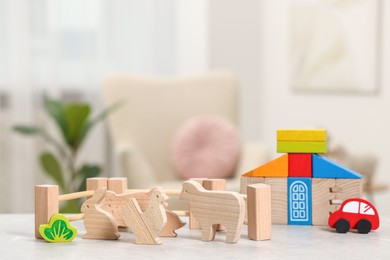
[328,198,380,234]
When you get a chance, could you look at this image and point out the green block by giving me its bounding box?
[277,141,327,153]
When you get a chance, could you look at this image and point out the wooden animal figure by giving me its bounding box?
[81,188,120,240]
[180,180,245,244]
[160,209,186,237]
[102,188,185,236]
[122,189,168,244]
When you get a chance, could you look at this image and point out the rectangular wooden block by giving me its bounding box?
[288,178,312,225]
[277,129,327,142]
[108,177,128,194]
[35,185,59,239]
[247,184,272,241]
[264,178,288,224]
[288,154,312,177]
[277,141,327,154]
[240,176,264,194]
[203,179,226,191]
[86,177,108,191]
[312,178,337,226]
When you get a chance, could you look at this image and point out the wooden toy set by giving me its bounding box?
[240,129,363,226]
[35,177,272,244]
[35,129,380,246]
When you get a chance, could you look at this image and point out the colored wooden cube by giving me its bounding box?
[288,153,312,177]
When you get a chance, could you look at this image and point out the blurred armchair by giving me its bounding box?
[103,71,268,192]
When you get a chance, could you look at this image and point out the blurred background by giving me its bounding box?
[0,0,389,214]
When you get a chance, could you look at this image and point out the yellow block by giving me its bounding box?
[243,154,288,177]
[277,129,327,142]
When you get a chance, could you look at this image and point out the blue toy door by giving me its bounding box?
[288,178,312,225]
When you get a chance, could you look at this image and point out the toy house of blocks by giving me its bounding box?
[240,129,362,226]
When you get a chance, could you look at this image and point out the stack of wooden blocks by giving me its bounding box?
[240,129,362,226]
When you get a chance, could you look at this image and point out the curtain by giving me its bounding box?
[0,0,185,212]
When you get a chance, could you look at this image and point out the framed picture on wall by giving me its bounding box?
[290,0,381,93]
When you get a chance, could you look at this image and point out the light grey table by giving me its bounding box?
[0,214,389,259]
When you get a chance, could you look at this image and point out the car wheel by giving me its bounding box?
[335,218,350,233]
[356,219,372,234]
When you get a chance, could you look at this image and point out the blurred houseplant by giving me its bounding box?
[13,98,121,212]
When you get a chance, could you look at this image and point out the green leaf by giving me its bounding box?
[80,100,124,142]
[76,164,101,192]
[12,125,43,135]
[64,103,91,150]
[39,152,65,191]
[44,99,68,144]
[39,214,77,242]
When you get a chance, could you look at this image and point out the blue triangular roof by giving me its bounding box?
[312,154,361,179]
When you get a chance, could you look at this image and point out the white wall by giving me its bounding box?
[259,0,390,190]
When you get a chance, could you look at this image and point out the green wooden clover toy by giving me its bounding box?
[39,214,77,242]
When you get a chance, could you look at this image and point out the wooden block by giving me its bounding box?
[242,154,288,178]
[247,184,272,241]
[86,177,108,191]
[264,178,287,224]
[108,177,127,194]
[35,185,59,239]
[240,176,265,194]
[334,179,362,210]
[203,179,227,231]
[203,179,226,191]
[312,154,362,179]
[122,189,168,245]
[277,129,327,142]
[81,188,120,240]
[288,178,312,225]
[288,153,312,177]
[277,141,327,154]
[311,178,337,226]
[189,178,208,230]
[180,181,245,244]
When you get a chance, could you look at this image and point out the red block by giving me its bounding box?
[288,153,312,177]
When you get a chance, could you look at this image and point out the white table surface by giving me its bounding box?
[0,214,389,260]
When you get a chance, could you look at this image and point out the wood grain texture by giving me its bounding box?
[264,178,288,224]
[312,178,337,226]
[277,129,327,142]
[81,188,120,240]
[180,181,245,243]
[107,177,127,194]
[122,189,167,245]
[35,185,59,239]
[334,179,362,210]
[240,177,265,194]
[247,184,272,241]
[159,210,186,237]
[288,153,312,177]
[203,179,227,231]
[86,178,108,191]
[189,178,208,230]
[242,154,288,178]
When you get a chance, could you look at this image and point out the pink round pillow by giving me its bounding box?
[170,116,241,180]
